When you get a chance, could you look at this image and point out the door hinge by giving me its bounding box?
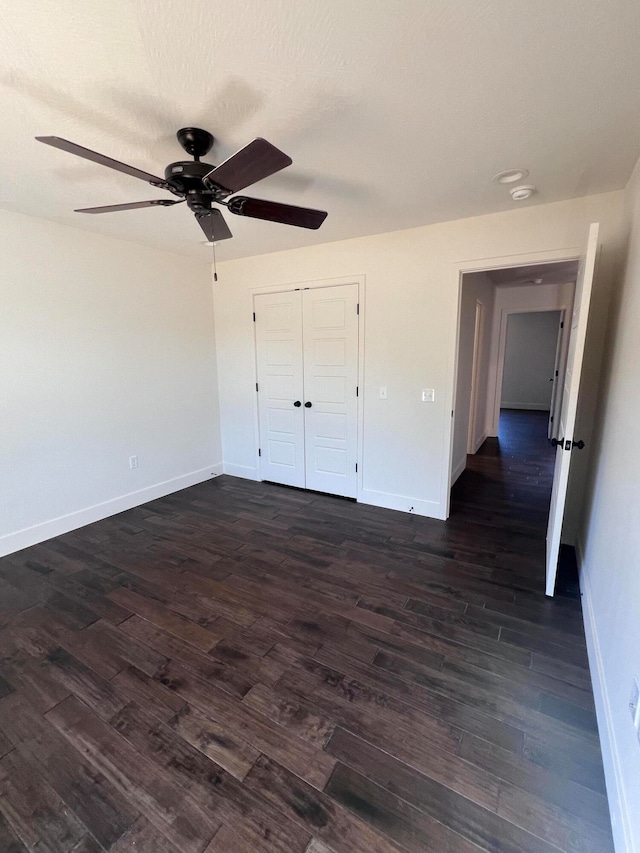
[258,448,261,457]
[555,370,559,377]
[355,463,358,472]
[256,382,259,392]
[550,415,554,422]
[356,386,359,397]
[560,321,564,328]
[356,303,360,315]
[253,312,256,322]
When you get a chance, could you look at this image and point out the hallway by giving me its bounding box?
[0,413,613,851]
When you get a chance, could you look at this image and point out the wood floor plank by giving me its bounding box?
[0,692,140,849]
[244,754,406,853]
[326,726,563,853]
[105,698,311,853]
[110,814,181,852]
[0,748,88,851]
[46,695,219,853]
[155,659,336,789]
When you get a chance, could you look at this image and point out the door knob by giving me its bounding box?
[304,401,312,408]
[572,440,585,450]
[293,400,301,407]
[550,437,565,448]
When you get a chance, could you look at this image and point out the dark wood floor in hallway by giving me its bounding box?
[0,411,613,851]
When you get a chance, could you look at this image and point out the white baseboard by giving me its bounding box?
[0,464,223,559]
[577,539,634,853]
[501,402,550,411]
[222,462,260,481]
[471,432,488,454]
[358,487,444,519]
[450,457,466,486]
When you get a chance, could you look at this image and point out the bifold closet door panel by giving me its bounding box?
[302,284,359,498]
[254,290,306,487]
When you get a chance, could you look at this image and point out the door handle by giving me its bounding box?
[293,400,301,407]
[572,440,585,450]
[304,401,312,408]
[550,437,565,448]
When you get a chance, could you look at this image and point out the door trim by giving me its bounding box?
[250,275,366,502]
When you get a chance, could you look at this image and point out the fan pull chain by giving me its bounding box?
[211,232,218,282]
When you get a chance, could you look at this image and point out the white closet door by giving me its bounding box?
[255,290,305,487]
[302,284,359,497]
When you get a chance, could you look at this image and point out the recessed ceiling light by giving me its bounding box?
[510,185,535,201]
[533,277,543,284]
[492,168,529,184]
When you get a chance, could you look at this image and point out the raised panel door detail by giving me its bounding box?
[315,447,347,475]
[265,302,295,331]
[315,412,347,440]
[313,376,347,404]
[266,340,294,366]
[268,440,297,467]
[312,299,346,329]
[266,375,296,401]
[313,339,346,366]
[267,408,295,434]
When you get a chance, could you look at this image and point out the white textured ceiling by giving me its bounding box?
[1,0,640,261]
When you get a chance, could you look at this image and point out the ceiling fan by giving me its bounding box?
[35,127,327,243]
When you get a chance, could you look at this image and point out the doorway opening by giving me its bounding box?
[450,260,579,526]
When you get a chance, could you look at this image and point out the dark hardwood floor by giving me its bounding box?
[0,410,613,851]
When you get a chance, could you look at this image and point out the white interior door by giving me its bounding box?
[302,284,359,498]
[254,290,305,487]
[545,223,599,596]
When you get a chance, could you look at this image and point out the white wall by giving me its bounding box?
[501,311,560,410]
[0,208,222,556]
[578,157,640,853]
[214,190,625,520]
[451,271,494,483]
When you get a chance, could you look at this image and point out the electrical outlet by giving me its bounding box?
[129,455,138,470]
[631,677,640,727]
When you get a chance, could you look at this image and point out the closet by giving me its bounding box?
[254,283,359,498]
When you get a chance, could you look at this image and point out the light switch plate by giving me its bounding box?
[422,389,435,402]
[379,386,388,399]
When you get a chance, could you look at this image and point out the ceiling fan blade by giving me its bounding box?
[203,138,292,193]
[226,196,327,230]
[36,136,166,186]
[75,199,184,214]
[196,209,233,242]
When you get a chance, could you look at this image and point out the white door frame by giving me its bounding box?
[250,275,366,501]
[467,299,485,454]
[443,248,581,518]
